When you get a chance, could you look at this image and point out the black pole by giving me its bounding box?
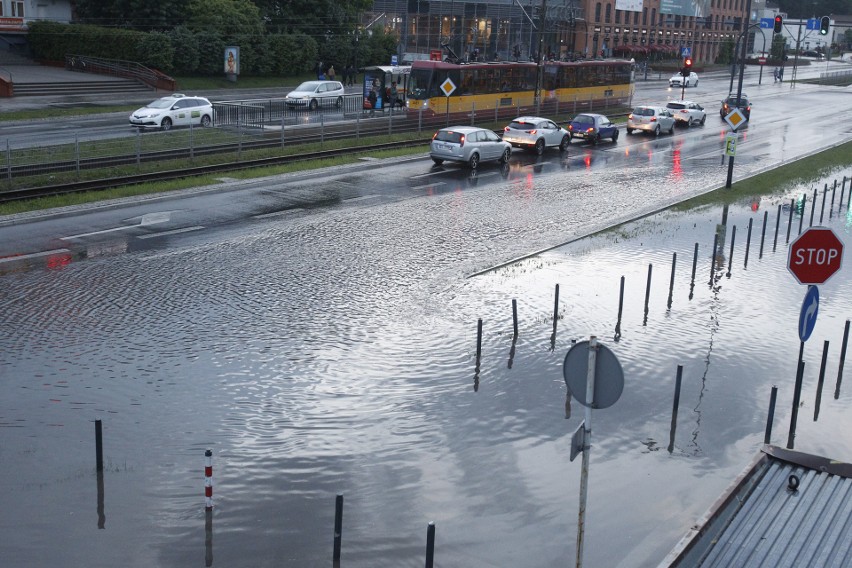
[95,419,103,472]
[814,340,829,421]
[615,275,625,338]
[798,194,806,235]
[551,284,559,339]
[333,494,344,563]
[425,521,436,568]
[512,299,518,339]
[744,218,753,268]
[819,183,827,224]
[726,225,736,278]
[759,211,767,259]
[773,204,781,252]
[829,180,836,219]
[476,319,482,372]
[709,233,718,286]
[643,264,653,323]
[835,319,850,399]
[809,187,817,227]
[667,253,676,309]
[668,365,683,453]
[786,198,794,243]
[764,386,778,444]
[839,176,847,212]
[787,344,805,450]
[689,243,698,299]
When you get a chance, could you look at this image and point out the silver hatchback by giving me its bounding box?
[626,106,676,136]
[430,126,511,169]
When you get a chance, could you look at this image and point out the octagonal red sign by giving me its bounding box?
[787,227,844,285]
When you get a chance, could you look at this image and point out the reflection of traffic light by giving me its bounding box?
[681,58,693,77]
[819,16,830,35]
[773,15,783,34]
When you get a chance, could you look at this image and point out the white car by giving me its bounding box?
[502,116,570,154]
[430,126,511,169]
[669,72,699,88]
[129,94,213,131]
[626,106,676,136]
[665,100,707,127]
[284,80,345,110]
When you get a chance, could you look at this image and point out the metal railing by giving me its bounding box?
[2,87,633,194]
[64,55,176,91]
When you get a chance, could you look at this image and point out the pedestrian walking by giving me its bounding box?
[327,65,336,81]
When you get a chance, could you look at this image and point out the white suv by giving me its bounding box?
[502,116,570,154]
[284,81,346,110]
[129,94,214,131]
[430,126,511,169]
[666,100,706,127]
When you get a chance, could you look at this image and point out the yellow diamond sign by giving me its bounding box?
[440,78,457,97]
[724,108,747,131]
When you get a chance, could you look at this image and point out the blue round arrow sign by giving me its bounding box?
[798,285,819,342]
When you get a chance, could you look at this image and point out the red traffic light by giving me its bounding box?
[773,15,783,34]
[684,58,693,68]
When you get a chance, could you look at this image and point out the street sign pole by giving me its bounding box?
[575,336,596,568]
[725,0,753,189]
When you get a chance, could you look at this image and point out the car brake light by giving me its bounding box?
[680,110,688,114]
[459,135,465,146]
[650,117,657,122]
[504,126,510,132]
[529,129,537,135]
[432,132,438,140]
[586,127,594,133]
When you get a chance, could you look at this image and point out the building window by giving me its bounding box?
[615,10,621,24]
[595,3,602,22]
[11,1,25,17]
[605,4,611,24]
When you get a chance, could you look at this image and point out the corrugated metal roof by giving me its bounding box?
[660,445,852,568]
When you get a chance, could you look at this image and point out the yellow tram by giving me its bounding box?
[405,59,634,117]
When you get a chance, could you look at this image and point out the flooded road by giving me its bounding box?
[2,84,852,567]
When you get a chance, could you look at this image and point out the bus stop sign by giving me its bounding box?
[788,227,844,285]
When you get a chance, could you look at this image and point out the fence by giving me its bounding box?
[1,89,633,193]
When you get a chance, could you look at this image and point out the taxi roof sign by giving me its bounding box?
[724,108,747,131]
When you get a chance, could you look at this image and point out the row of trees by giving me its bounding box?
[29,0,398,77]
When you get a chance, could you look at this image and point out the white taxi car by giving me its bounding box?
[502,116,570,154]
[129,94,214,131]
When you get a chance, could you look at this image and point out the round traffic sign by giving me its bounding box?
[787,226,844,285]
[758,56,767,64]
[562,341,624,409]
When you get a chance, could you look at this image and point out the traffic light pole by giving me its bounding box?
[725,0,752,189]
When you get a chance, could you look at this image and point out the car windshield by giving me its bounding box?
[573,115,594,125]
[633,108,655,116]
[147,98,177,109]
[726,97,747,105]
[667,103,686,110]
[434,131,464,143]
[294,82,321,92]
[508,121,537,131]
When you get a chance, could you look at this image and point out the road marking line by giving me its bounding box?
[412,182,447,190]
[62,226,137,240]
[0,248,71,264]
[136,226,204,239]
[345,195,380,202]
[254,208,304,219]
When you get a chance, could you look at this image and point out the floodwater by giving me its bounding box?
[2,165,852,567]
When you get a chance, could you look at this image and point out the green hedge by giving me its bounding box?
[27,21,320,77]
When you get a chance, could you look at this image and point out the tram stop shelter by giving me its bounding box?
[659,445,852,567]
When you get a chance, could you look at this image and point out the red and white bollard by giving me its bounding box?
[204,449,213,510]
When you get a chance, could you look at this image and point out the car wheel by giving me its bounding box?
[500,148,511,164]
[700,115,706,126]
[592,133,600,145]
[200,114,211,128]
[626,128,633,135]
[668,123,675,135]
[534,138,545,155]
[432,157,444,165]
[559,134,570,150]
[309,99,318,111]
[653,125,660,137]
[611,129,619,142]
[160,117,172,131]
[336,96,343,108]
[694,80,699,87]
[468,153,480,169]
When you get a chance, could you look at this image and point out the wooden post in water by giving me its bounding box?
[744,218,753,268]
[773,204,781,252]
[759,211,767,259]
[726,225,736,278]
[835,319,850,400]
[814,340,829,421]
[764,386,778,444]
[668,365,683,453]
[95,419,103,472]
[425,522,436,568]
[667,253,676,309]
[333,494,344,563]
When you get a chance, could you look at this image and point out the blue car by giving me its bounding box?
[567,113,619,145]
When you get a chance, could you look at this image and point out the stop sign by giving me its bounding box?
[788,227,844,284]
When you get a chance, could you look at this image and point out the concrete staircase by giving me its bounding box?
[11,79,154,97]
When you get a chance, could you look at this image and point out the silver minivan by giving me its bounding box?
[430,126,511,169]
